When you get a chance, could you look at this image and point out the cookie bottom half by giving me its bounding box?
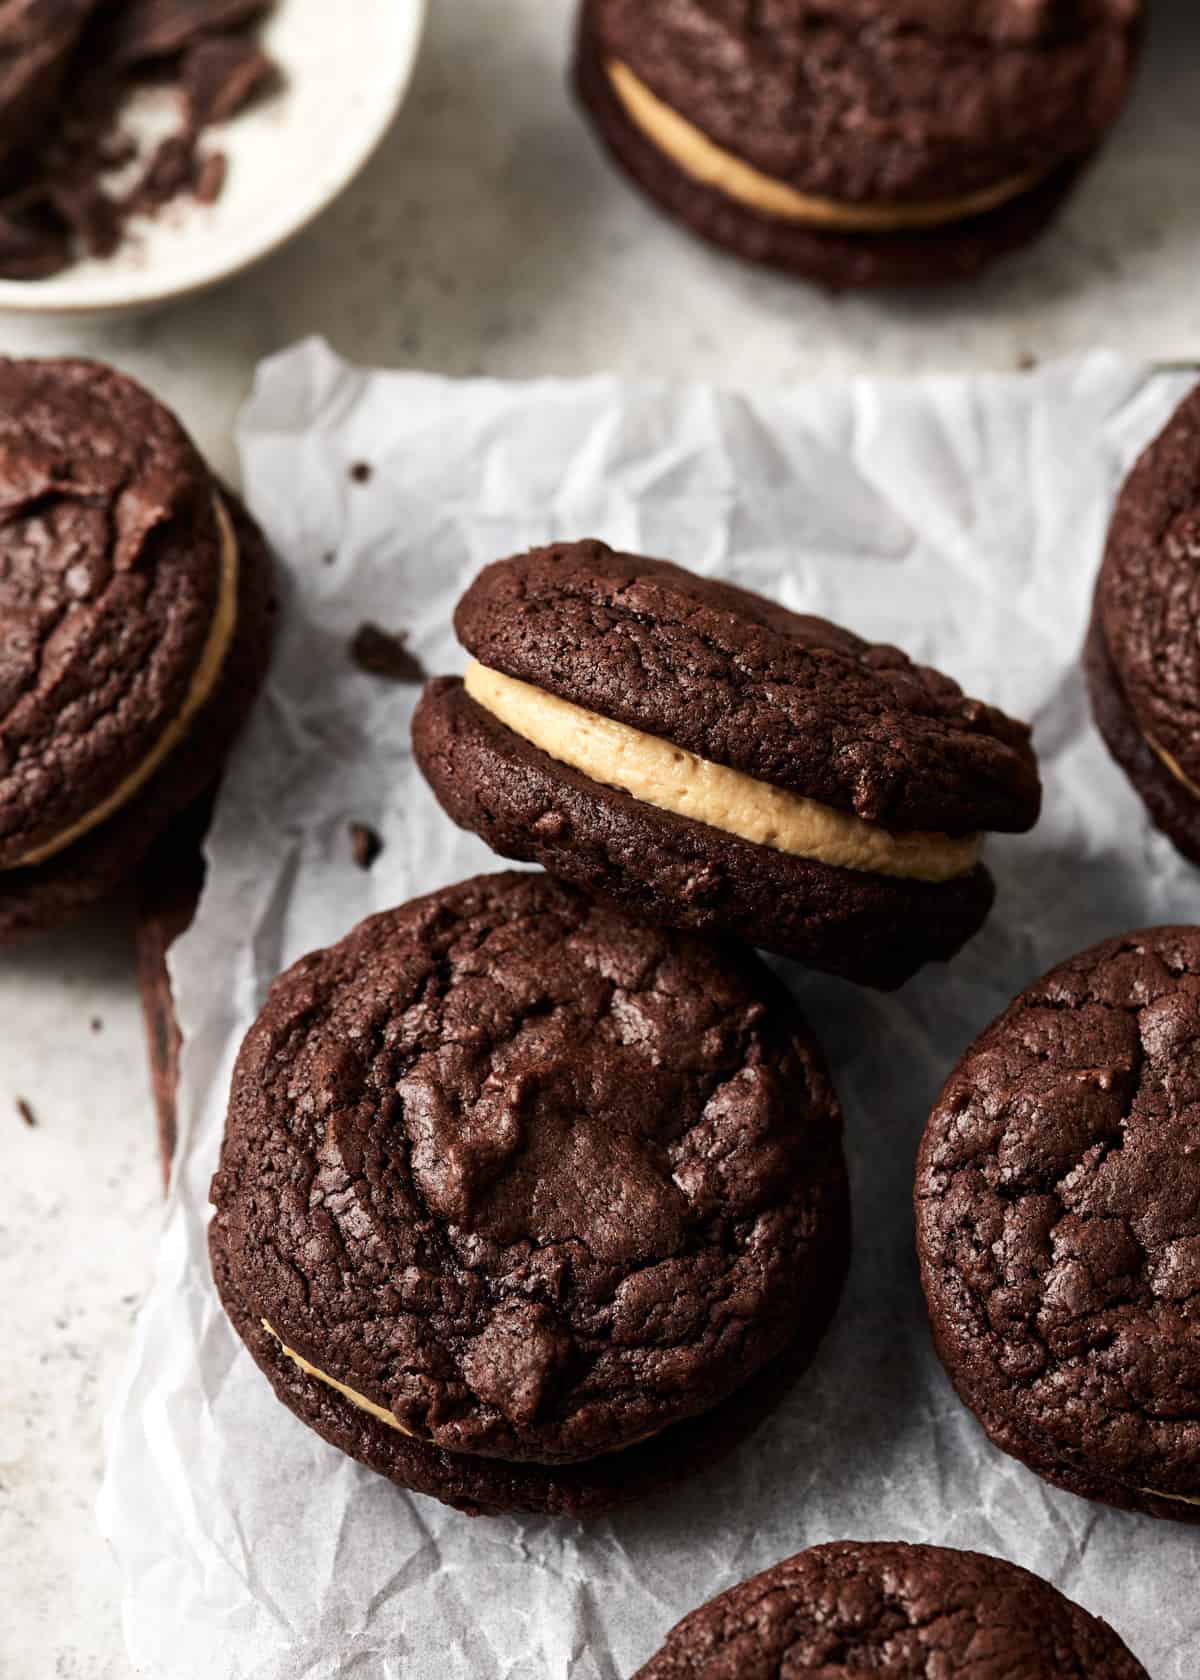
[210,1184,850,1519]
[927,1309,1200,1526]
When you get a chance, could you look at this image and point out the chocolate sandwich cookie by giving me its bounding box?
[632,1541,1148,1678]
[574,0,1143,291]
[0,357,273,942]
[210,871,850,1517]
[413,542,1041,989]
[917,927,1200,1523]
[1086,385,1200,864]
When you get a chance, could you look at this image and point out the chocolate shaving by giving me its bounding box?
[183,37,275,127]
[16,1096,36,1128]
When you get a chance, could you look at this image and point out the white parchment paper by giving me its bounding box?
[100,343,1200,1679]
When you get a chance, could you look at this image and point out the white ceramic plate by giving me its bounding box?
[0,0,427,316]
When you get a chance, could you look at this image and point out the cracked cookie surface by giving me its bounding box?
[632,1541,1149,1678]
[917,927,1200,1520]
[0,490,273,941]
[0,357,223,867]
[210,871,849,1470]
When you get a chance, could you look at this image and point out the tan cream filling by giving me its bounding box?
[263,1320,418,1437]
[1146,733,1200,802]
[1139,1485,1200,1507]
[607,58,1046,234]
[465,660,980,884]
[9,496,240,871]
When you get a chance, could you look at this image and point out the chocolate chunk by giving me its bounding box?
[183,37,276,127]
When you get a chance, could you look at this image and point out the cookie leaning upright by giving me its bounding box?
[632,1541,1149,1679]
[210,871,850,1518]
[413,541,1041,989]
[574,0,1144,290]
[1086,385,1200,863]
[917,927,1200,1523]
[0,357,274,941]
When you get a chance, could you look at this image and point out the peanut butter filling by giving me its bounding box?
[607,59,1046,234]
[1146,733,1200,802]
[8,495,240,871]
[1139,1484,1200,1507]
[263,1320,418,1438]
[465,660,980,884]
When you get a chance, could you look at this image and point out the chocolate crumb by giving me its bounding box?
[1017,351,1038,371]
[350,623,426,684]
[183,36,276,127]
[16,1097,36,1128]
[350,462,373,485]
[349,822,384,871]
[91,1017,103,1033]
[193,150,227,206]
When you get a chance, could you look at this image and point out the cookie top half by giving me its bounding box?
[455,540,1040,838]
[589,0,1143,208]
[0,357,234,871]
[1098,384,1200,796]
[211,871,847,1466]
[633,1541,1147,1679]
[917,927,1200,1513]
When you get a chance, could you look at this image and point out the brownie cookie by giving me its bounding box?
[574,0,1143,290]
[0,358,273,942]
[210,871,850,1517]
[917,927,1200,1523]
[413,542,1041,989]
[632,1541,1148,1678]
[1086,384,1200,864]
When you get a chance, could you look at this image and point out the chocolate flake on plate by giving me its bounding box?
[0,0,280,281]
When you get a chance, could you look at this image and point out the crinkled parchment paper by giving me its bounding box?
[100,343,1199,1679]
